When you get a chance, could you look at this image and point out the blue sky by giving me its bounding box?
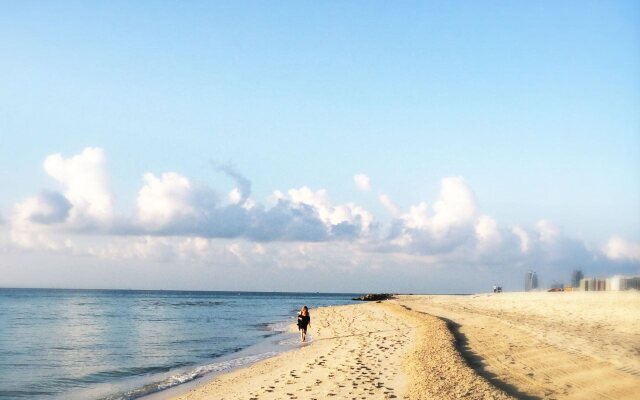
[1,1,638,292]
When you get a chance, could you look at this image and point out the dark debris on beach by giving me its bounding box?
[352,293,395,301]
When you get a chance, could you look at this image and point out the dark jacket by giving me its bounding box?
[297,313,310,329]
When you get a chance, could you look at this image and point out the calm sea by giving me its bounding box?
[0,288,359,399]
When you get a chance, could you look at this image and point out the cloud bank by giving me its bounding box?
[6,147,639,280]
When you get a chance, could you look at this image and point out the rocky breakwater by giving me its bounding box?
[353,293,395,301]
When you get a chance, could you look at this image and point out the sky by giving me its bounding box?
[1,1,639,293]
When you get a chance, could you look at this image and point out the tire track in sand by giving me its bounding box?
[396,294,640,399]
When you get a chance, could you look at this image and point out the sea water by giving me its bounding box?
[0,288,359,399]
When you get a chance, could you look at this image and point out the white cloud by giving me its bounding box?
[131,181,372,241]
[228,188,243,204]
[43,147,113,223]
[604,236,640,262]
[379,193,399,217]
[136,172,216,230]
[512,226,530,253]
[10,191,72,249]
[353,173,371,192]
[268,190,286,205]
[536,219,560,243]
[178,236,212,260]
[475,215,502,251]
[430,176,478,235]
[22,190,71,225]
[399,177,478,236]
[287,186,329,210]
[389,177,479,254]
[10,147,115,248]
[402,202,430,230]
[286,186,373,233]
[8,147,639,283]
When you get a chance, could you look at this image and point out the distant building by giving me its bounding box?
[525,271,538,292]
[580,277,606,291]
[571,270,584,288]
[578,275,640,291]
[607,275,640,291]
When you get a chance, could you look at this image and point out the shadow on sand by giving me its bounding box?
[442,317,541,400]
[398,304,539,400]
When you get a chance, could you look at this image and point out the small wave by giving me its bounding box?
[69,362,194,384]
[254,320,291,333]
[198,346,244,359]
[99,352,277,400]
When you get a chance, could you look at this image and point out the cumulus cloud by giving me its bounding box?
[430,176,478,235]
[245,201,328,242]
[128,171,372,241]
[353,173,371,192]
[512,226,530,253]
[8,147,638,281]
[536,219,560,243]
[25,190,71,224]
[131,179,371,241]
[136,172,217,231]
[9,190,73,249]
[475,215,502,251]
[43,147,113,224]
[604,236,640,262]
[286,186,373,234]
[384,177,479,254]
[10,148,115,248]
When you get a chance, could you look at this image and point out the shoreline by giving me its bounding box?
[167,291,639,400]
[142,328,302,400]
[168,302,415,399]
[170,301,511,399]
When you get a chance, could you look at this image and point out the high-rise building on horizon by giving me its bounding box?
[525,270,538,292]
[571,269,584,288]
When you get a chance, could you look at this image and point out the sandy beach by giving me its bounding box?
[397,292,640,399]
[172,292,640,400]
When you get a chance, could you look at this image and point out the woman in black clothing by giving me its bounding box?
[297,305,311,342]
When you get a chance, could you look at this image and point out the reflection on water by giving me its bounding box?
[0,289,358,399]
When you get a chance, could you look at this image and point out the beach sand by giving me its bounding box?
[172,292,639,399]
[397,292,640,399]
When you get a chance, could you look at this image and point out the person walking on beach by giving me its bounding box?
[297,306,311,342]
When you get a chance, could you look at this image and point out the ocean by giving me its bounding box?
[0,288,359,399]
